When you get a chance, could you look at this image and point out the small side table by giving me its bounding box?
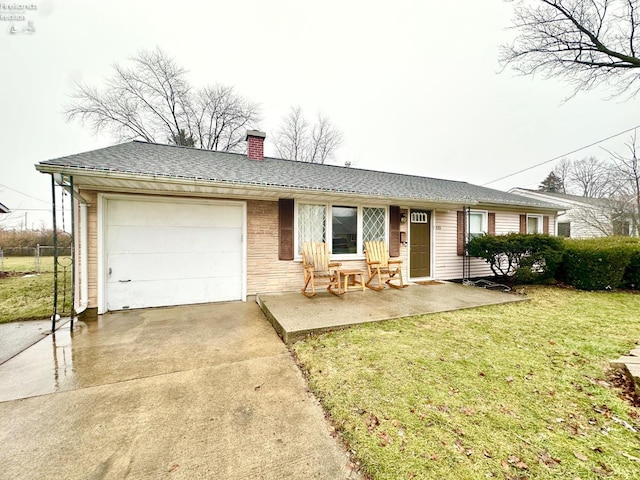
[336,269,366,294]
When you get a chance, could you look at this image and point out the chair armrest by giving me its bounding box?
[328,262,342,268]
[367,260,381,266]
[388,259,402,265]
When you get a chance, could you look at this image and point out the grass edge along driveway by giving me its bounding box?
[293,286,640,480]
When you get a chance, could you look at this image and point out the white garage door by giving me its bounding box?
[105,197,244,311]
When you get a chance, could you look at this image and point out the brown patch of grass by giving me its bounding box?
[293,286,640,479]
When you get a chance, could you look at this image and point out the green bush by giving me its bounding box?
[558,237,635,290]
[603,236,640,289]
[466,233,564,283]
[625,248,640,289]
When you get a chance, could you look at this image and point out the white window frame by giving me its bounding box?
[466,209,488,242]
[294,202,388,260]
[526,214,543,234]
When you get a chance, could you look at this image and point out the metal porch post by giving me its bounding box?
[51,174,58,333]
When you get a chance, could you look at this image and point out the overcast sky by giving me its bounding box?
[2,0,639,230]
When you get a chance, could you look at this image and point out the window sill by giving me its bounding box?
[293,254,366,262]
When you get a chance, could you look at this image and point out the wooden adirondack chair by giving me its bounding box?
[364,241,405,290]
[301,242,342,297]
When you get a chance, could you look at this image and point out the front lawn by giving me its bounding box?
[0,256,72,323]
[293,287,640,480]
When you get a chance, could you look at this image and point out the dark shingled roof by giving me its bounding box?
[38,141,561,209]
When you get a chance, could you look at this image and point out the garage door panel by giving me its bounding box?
[107,276,241,311]
[109,200,242,228]
[105,198,244,311]
[107,225,242,254]
[108,252,243,282]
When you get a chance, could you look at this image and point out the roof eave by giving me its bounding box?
[37,164,560,211]
[36,164,486,208]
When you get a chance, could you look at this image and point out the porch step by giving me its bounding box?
[610,348,640,397]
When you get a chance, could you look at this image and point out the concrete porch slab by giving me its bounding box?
[257,282,527,344]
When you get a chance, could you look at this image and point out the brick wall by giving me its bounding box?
[247,137,264,161]
[246,199,302,294]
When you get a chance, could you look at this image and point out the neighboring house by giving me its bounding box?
[509,188,633,238]
[35,132,562,315]
[0,202,9,214]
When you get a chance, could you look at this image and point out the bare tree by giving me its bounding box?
[501,0,640,98]
[186,85,262,151]
[603,131,640,234]
[544,151,637,235]
[572,198,624,235]
[66,48,261,151]
[273,106,344,163]
[568,156,613,197]
[552,158,571,193]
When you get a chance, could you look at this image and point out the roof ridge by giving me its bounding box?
[132,139,469,185]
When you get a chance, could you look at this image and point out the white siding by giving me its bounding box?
[557,211,606,238]
[433,210,490,280]
[433,210,557,281]
[496,212,520,235]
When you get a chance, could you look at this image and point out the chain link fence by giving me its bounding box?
[0,245,72,273]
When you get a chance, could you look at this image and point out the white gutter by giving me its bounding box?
[36,165,484,208]
[63,182,88,315]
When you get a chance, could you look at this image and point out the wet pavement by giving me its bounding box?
[0,302,358,479]
[0,317,67,365]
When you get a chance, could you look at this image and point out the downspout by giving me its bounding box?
[78,202,88,314]
[60,181,89,315]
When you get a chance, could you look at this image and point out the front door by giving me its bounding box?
[409,210,431,278]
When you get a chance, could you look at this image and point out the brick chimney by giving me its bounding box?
[246,130,266,161]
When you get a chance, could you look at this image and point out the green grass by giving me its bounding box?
[0,256,72,323]
[293,287,640,480]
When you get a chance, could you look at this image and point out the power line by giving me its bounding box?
[483,123,640,187]
[0,183,50,204]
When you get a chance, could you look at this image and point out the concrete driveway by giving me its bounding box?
[0,302,357,479]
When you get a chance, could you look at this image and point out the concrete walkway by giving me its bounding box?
[0,302,358,479]
[0,317,69,364]
[611,347,640,396]
[258,282,527,343]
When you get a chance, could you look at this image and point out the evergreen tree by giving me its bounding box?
[538,171,564,193]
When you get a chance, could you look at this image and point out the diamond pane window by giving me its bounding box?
[296,202,389,256]
[362,207,385,245]
[298,203,326,252]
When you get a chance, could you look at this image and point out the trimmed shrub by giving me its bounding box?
[625,248,640,289]
[605,236,640,289]
[466,233,564,283]
[558,237,634,290]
